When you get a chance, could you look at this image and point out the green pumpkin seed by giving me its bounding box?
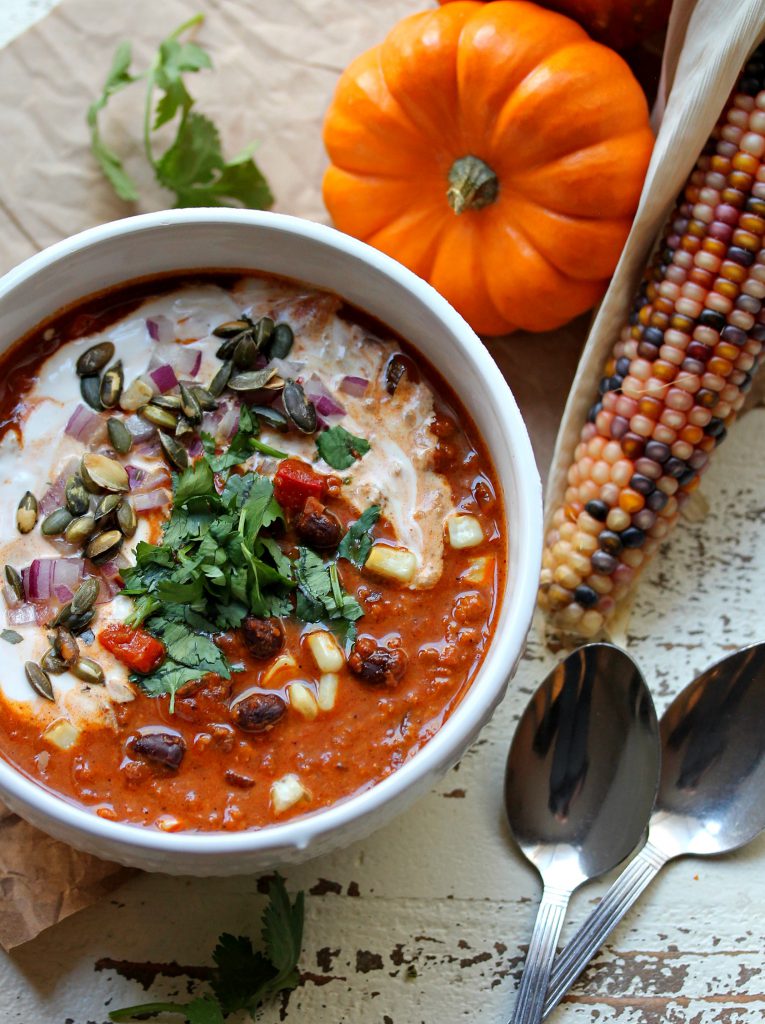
[16,491,38,534]
[94,493,122,523]
[228,367,279,393]
[71,657,105,685]
[41,507,73,536]
[192,387,218,411]
[107,417,133,455]
[179,383,202,424]
[213,319,250,340]
[81,453,129,493]
[76,341,115,377]
[268,322,294,359]
[283,379,317,433]
[158,430,189,471]
[64,513,96,545]
[65,475,90,517]
[150,394,182,410]
[385,355,408,395]
[252,405,289,433]
[100,360,124,408]
[140,403,178,429]
[71,577,100,616]
[80,375,103,411]
[4,565,24,602]
[85,529,123,564]
[52,627,79,667]
[25,661,54,701]
[208,360,233,398]
[233,334,259,370]
[175,415,194,438]
[120,377,154,412]
[67,609,95,635]
[254,316,275,348]
[116,499,137,537]
[49,602,72,628]
[215,335,241,361]
[41,649,67,675]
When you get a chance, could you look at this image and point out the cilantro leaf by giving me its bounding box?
[294,548,362,642]
[260,875,304,996]
[316,425,371,470]
[110,998,223,1024]
[86,41,141,202]
[174,458,217,506]
[338,504,381,569]
[210,935,276,1015]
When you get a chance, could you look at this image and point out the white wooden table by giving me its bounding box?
[1,3,765,1022]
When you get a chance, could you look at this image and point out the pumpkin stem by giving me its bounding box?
[447,155,499,215]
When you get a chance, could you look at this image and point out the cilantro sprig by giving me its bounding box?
[338,505,381,570]
[87,15,273,209]
[294,548,363,644]
[316,425,371,470]
[109,875,303,1023]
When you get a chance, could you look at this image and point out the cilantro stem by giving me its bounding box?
[249,439,288,459]
[110,1001,188,1022]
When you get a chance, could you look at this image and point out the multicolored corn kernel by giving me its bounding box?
[540,43,765,637]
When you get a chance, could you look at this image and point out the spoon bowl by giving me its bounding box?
[504,642,660,1024]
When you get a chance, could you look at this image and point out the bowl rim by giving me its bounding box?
[0,209,542,857]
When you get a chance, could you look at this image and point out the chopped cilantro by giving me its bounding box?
[338,504,381,569]
[315,425,371,470]
[109,875,303,1023]
[294,548,363,644]
[203,406,287,474]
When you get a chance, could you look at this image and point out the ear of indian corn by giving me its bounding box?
[540,43,765,637]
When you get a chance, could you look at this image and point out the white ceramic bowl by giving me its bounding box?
[0,210,541,874]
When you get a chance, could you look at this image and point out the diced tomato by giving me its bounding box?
[98,624,166,675]
[273,458,326,512]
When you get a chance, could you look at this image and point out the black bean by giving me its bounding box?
[130,732,185,770]
[231,692,287,733]
[348,638,408,687]
[241,616,285,660]
[294,499,342,549]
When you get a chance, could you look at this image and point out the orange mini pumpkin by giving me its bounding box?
[323,0,654,336]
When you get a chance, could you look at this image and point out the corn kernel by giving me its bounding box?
[287,682,319,720]
[446,515,485,550]
[43,720,80,750]
[365,543,418,583]
[262,653,298,685]
[271,774,310,815]
[459,556,493,585]
[306,630,344,673]
[317,674,339,711]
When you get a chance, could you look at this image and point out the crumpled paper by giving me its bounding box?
[0,0,652,948]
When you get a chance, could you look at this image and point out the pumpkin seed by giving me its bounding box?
[94,493,122,523]
[81,453,129,493]
[41,507,73,536]
[140,403,178,429]
[215,335,241,361]
[268,322,294,359]
[67,609,95,635]
[213,319,250,340]
[80,375,103,411]
[65,475,90,516]
[107,417,133,454]
[175,415,194,438]
[254,316,275,348]
[4,565,24,602]
[116,499,137,537]
[120,377,155,412]
[16,491,38,534]
[49,602,72,628]
[385,354,408,395]
[150,394,182,410]
[52,627,79,667]
[192,387,218,411]
[25,661,54,701]
[228,367,279,393]
[76,341,115,378]
[179,383,202,424]
[208,360,233,397]
[41,648,67,675]
[283,379,318,433]
[100,360,124,408]
[71,578,100,616]
[85,529,123,563]
[252,405,289,432]
[64,513,96,545]
[71,657,105,685]
[158,430,189,471]
[71,577,100,616]
[233,334,259,370]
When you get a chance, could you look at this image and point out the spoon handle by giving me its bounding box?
[542,840,669,1017]
[510,884,571,1024]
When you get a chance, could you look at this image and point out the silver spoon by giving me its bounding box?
[505,642,660,1024]
[543,641,765,1018]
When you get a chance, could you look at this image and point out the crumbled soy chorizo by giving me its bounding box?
[348,637,408,687]
[241,616,285,660]
[231,692,287,733]
[294,497,342,549]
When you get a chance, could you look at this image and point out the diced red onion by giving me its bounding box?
[126,464,146,489]
[92,562,123,603]
[65,403,105,444]
[124,415,156,443]
[134,437,162,459]
[34,602,55,626]
[7,604,36,627]
[215,403,240,442]
[146,315,175,344]
[131,467,172,495]
[340,375,369,398]
[133,489,172,513]
[54,584,73,603]
[54,558,84,591]
[39,458,80,515]
[305,375,346,417]
[188,437,203,458]
[22,557,84,601]
[269,357,305,379]
[151,343,202,378]
[149,364,179,394]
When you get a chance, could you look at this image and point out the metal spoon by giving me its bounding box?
[505,643,660,1024]
[543,641,765,1018]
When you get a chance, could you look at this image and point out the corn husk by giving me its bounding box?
[546,0,765,548]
